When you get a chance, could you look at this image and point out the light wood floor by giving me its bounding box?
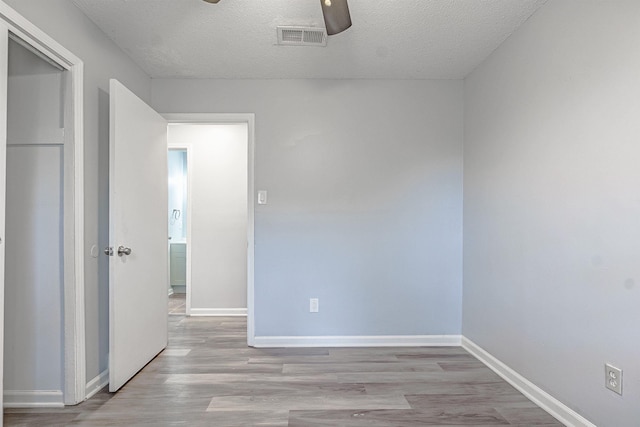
[168,292,186,315]
[5,299,562,426]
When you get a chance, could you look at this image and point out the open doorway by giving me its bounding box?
[166,122,251,323]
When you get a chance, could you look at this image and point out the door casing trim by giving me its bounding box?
[164,113,256,346]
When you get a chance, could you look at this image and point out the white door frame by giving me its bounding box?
[0,3,85,405]
[166,144,193,314]
[164,114,256,346]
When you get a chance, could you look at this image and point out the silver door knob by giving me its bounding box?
[117,246,132,256]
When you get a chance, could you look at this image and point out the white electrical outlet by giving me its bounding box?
[605,363,622,395]
[309,298,319,313]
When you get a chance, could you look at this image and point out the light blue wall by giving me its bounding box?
[153,79,464,336]
[463,1,640,425]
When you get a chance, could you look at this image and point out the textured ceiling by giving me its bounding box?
[71,0,547,79]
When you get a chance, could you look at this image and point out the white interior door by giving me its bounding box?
[109,79,168,392]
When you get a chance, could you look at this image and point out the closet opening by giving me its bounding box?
[4,36,67,408]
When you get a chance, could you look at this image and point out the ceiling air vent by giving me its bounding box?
[277,26,327,47]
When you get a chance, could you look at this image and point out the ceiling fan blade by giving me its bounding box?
[321,0,352,35]
[202,0,221,3]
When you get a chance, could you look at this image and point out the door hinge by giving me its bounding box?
[104,246,114,256]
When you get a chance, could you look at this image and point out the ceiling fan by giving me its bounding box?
[201,0,352,35]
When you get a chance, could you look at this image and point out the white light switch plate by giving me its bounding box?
[258,190,268,205]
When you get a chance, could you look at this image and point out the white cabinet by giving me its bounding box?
[169,243,187,290]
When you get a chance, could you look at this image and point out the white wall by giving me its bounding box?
[153,79,463,337]
[168,124,248,313]
[3,0,151,389]
[4,39,64,401]
[463,1,640,425]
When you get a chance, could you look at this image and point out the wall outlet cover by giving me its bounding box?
[605,363,622,395]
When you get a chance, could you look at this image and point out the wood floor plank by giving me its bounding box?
[438,360,493,372]
[496,407,563,425]
[336,370,517,385]
[252,348,331,356]
[164,372,339,384]
[405,392,537,409]
[364,380,523,396]
[282,360,443,374]
[69,398,213,425]
[249,354,400,364]
[331,347,470,357]
[120,381,368,398]
[168,294,186,315]
[145,360,284,374]
[288,408,513,426]
[4,413,78,427]
[160,348,192,357]
[395,352,474,360]
[196,411,290,427]
[206,394,411,412]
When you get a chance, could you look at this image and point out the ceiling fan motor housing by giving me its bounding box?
[321,0,352,35]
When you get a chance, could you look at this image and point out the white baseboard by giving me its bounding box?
[85,369,109,400]
[461,337,596,427]
[252,335,461,348]
[3,390,64,408]
[189,308,247,317]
